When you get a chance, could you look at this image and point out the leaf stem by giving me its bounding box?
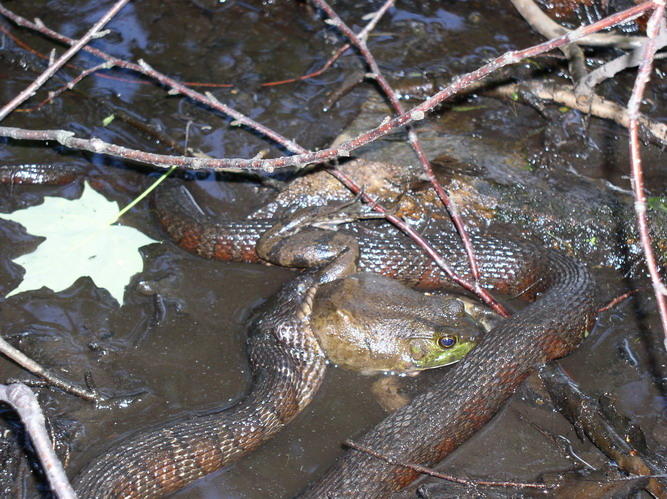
[112,165,177,223]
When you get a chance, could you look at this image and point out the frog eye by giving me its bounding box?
[437,335,457,349]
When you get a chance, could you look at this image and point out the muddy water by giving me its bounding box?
[0,1,665,497]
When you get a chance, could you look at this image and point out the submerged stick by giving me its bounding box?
[0,335,101,402]
[540,364,667,497]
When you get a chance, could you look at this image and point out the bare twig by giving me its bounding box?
[29,61,116,111]
[0,2,655,171]
[261,0,393,88]
[311,0,503,314]
[509,0,647,49]
[0,23,232,91]
[626,1,667,347]
[0,0,129,122]
[598,289,638,312]
[0,335,102,402]
[510,0,588,90]
[0,383,75,499]
[343,440,550,489]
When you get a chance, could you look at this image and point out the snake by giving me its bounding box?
[0,168,597,496]
[68,181,598,497]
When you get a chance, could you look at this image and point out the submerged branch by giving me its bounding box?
[540,364,667,497]
[343,439,550,490]
[0,335,102,402]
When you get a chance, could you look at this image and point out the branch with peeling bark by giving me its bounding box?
[488,80,667,146]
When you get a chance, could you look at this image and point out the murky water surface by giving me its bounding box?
[0,1,665,497]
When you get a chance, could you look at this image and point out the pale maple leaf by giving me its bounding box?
[0,181,159,304]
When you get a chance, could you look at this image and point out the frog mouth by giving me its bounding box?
[412,339,478,370]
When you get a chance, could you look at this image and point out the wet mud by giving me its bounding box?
[0,0,665,497]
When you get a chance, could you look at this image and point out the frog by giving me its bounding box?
[255,200,488,376]
[310,272,485,375]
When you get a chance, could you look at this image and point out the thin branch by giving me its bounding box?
[261,0,394,88]
[626,1,667,348]
[311,0,507,314]
[598,289,638,312]
[0,1,655,171]
[28,61,116,111]
[0,23,232,91]
[509,0,647,49]
[0,383,75,499]
[0,0,129,122]
[343,440,550,490]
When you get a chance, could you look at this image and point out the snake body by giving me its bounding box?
[71,182,598,496]
[74,269,327,497]
[303,244,596,496]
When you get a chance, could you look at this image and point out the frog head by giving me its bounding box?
[408,331,479,370]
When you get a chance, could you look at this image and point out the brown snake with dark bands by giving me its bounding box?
[69,182,598,497]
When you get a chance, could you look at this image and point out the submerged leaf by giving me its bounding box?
[0,182,159,303]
